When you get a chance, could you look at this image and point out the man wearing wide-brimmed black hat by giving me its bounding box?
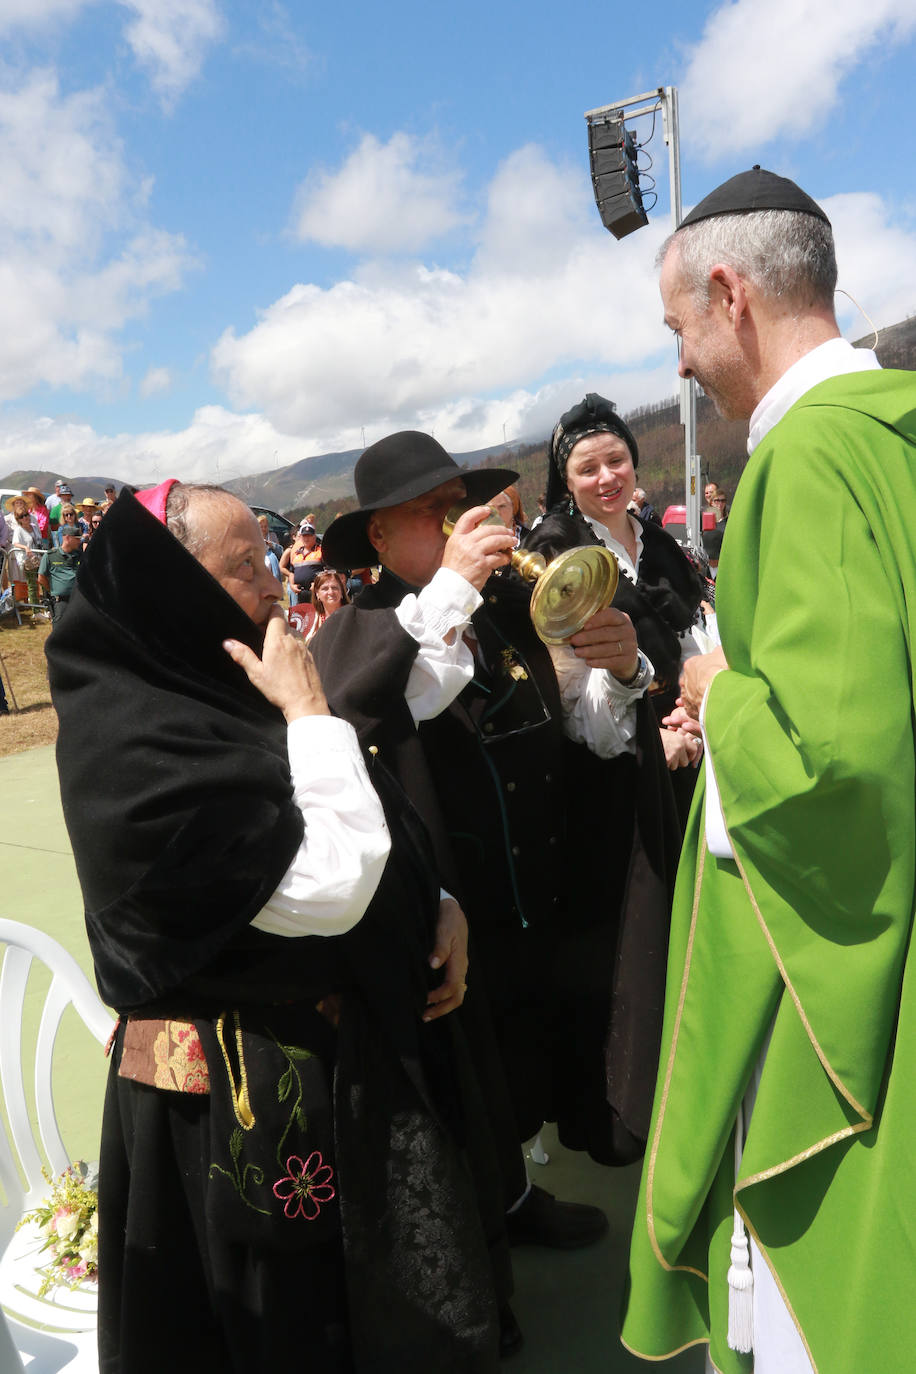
[313,431,652,1266]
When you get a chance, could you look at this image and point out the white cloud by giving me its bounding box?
[211,141,916,461]
[215,144,673,445]
[0,405,309,487]
[0,369,682,493]
[139,365,172,397]
[0,0,221,107]
[680,0,916,160]
[0,68,193,400]
[0,0,87,26]
[827,191,916,333]
[292,132,467,254]
[232,1,314,80]
[0,70,124,253]
[120,0,222,109]
[400,363,679,457]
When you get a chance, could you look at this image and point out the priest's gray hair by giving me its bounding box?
[658,209,837,313]
[166,483,243,560]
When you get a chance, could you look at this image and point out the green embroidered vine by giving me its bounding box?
[273,1032,312,1166]
[209,1127,270,1215]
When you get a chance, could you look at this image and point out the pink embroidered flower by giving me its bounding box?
[272,1152,335,1221]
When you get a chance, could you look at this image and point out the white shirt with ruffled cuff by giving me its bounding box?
[251,715,391,938]
[394,566,483,722]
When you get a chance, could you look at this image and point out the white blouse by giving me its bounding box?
[251,715,391,938]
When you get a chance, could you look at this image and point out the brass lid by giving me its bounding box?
[529,545,619,645]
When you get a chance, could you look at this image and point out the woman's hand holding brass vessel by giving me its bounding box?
[567,605,639,682]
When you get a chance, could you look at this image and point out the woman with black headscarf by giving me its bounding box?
[526,393,707,819]
[507,396,706,1166]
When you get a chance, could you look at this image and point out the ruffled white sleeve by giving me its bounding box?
[251,715,391,937]
[548,643,654,758]
[393,566,483,722]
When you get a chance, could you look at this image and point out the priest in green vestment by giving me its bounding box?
[622,168,916,1374]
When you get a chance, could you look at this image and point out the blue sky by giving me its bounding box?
[1,0,915,485]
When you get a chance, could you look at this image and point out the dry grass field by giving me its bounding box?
[0,618,58,756]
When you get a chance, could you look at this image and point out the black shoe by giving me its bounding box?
[498,1304,523,1359]
[505,1183,608,1250]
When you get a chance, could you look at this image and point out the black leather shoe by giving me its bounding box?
[505,1183,608,1250]
[499,1304,523,1358]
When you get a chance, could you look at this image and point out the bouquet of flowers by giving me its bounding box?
[18,1161,99,1294]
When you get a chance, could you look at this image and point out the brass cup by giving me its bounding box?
[443,508,618,644]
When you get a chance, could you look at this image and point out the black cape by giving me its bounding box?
[47,492,503,1373]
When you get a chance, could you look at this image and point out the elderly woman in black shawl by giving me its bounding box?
[46,481,504,1374]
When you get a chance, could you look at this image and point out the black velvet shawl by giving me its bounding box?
[46,491,304,1011]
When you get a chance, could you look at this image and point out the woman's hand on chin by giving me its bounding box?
[223,606,330,722]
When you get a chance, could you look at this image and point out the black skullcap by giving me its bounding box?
[679,166,830,230]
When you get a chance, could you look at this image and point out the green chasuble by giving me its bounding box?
[622,370,916,1374]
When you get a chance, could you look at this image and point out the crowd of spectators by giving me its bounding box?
[1,482,122,625]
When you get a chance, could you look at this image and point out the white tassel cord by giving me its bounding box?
[727,1212,754,1353]
[727,1101,754,1354]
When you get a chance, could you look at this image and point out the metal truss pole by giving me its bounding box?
[660,87,701,550]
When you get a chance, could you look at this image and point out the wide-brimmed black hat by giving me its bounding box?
[322,431,518,568]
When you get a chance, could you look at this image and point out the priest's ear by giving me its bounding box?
[708,263,750,328]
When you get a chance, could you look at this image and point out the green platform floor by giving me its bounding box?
[1,742,706,1374]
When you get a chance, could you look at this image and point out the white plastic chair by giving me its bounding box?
[0,919,114,1373]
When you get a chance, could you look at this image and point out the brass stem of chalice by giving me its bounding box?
[443,510,619,645]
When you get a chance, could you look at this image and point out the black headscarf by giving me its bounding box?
[46,491,304,1011]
